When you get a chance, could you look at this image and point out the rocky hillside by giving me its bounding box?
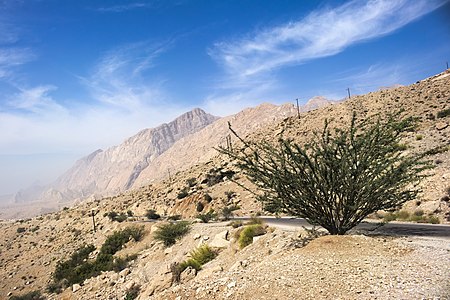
[0,71,449,299]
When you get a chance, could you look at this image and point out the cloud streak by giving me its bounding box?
[210,0,447,79]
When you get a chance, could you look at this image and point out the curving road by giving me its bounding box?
[232,216,450,239]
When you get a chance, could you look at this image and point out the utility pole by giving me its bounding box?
[296,98,300,119]
[167,168,172,183]
[347,88,351,99]
[91,210,96,233]
[446,61,449,70]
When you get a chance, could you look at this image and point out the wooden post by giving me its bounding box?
[447,61,449,70]
[296,98,300,119]
[91,211,96,233]
[347,88,351,99]
[168,168,172,183]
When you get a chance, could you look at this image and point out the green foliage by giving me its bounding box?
[415,134,423,141]
[105,211,127,222]
[224,190,236,200]
[100,226,144,255]
[423,145,450,156]
[178,258,202,272]
[237,224,266,249]
[48,227,144,294]
[145,209,161,220]
[175,244,218,281]
[153,221,191,246]
[384,210,440,224]
[197,209,217,223]
[437,108,450,118]
[9,290,45,300]
[127,210,134,217]
[221,205,239,220]
[16,227,26,233]
[245,216,264,225]
[125,284,141,300]
[229,220,243,228]
[220,113,432,235]
[189,244,217,265]
[167,214,182,221]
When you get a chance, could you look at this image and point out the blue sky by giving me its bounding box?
[0,0,449,196]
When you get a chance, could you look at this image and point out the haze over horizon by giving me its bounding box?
[0,0,449,197]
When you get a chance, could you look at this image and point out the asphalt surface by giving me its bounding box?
[232,216,450,239]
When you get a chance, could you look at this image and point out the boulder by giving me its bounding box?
[209,230,230,248]
[180,266,197,282]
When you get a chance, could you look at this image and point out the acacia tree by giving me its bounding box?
[219,114,431,235]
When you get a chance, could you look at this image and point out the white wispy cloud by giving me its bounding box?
[82,41,173,111]
[96,2,153,13]
[0,48,35,79]
[210,0,446,79]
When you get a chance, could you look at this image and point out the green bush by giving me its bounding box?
[153,221,191,246]
[167,214,182,221]
[106,211,127,222]
[437,108,450,118]
[9,290,45,300]
[229,220,243,228]
[197,209,217,223]
[100,226,144,256]
[237,224,266,249]
[49,227,143,294]
[145,209,161,220]
[178,258,202,272]
[219,113,431,235]
[397,210,410,220]
[125,284,141,300]
[246,216,264,225]
[16,227,26,233]
[221,205,238,220]
[189,244,217,265]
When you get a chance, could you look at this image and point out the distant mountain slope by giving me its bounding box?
[132,99,335,188]
[33,108,219,204]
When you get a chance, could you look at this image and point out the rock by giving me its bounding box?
[124,280,135,290]
[419,200,441,213]
[227,281,236,289]
[180,266,197,282]
[164,247,173,255]
[436,122,448,130]
[193,233,201,240]
[197,265,223,280]
[209,231,231,248]
[119,268,130,277]
[72,283,81,292]
[202,236,210,241]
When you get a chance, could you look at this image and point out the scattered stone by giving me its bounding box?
[193,233,201,240]
[435,122,448,131]
[73,283,81,292]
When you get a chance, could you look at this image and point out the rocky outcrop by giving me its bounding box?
[47,108,219,203]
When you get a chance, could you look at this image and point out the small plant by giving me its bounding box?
[100,226,144,256]
[145,209,161,220]
[175,245,218,282]
[16,227,26,233]
[105,211,127,222]
[221,205,239,220]
[229,220,243,228]
[415,134,423,140]
[197,209,217,223]
[236,224,266,249]
[177,188,189,199]
[224,190,236,200]
[189,244,218,265]
[125,284,141,300]
[437,108,450,118]
[196,201,205,212]
[127,210,134,217]
[153,221,191,246]
[186,177,197,187]
[397,210,410,220]
[9,290,45,300]
[167,214,182,221]
[246,216,264,225]
[413,209,424,217]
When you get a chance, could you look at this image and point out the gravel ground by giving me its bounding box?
[154,233,450,300]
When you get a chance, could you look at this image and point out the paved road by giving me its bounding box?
[232,216,450,239]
